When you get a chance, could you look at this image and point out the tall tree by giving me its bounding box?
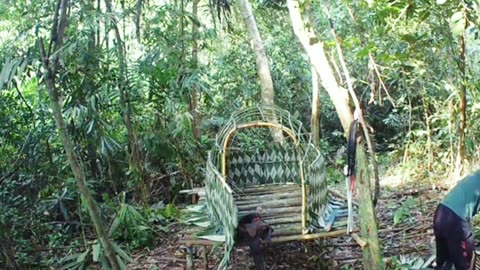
[38,0,120,268]
[237,0,283,142]
[311,66,320,146]
[81,0,101,179]
[454,4,468,180]
[104,0,149,202]
[0,216,19,270]
[287,0,383,268]
[191,0,201,139]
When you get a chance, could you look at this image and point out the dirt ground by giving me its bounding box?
[127,182,445,269]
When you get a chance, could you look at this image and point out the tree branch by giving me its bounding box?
[322,0,381,206]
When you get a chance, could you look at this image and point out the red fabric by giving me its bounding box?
[350,175,356,191]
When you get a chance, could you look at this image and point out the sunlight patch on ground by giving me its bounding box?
[380,174,406,187]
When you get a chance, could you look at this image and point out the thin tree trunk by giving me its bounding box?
[423,96,433,170]
[403,97,413,165]
[287,0,383,268]
[38,1,120,268]
[452,6,468,182]
[311,66,320,146]
[84,0,100,179]
[191,0,201,139]
[104,0,148,202]
[449,100,455,177]
[0,218,19,270]
[237,0,283,142]
[135,0,143,42]
[454,33,467,180]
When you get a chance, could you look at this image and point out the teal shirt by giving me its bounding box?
[441,170,480,222]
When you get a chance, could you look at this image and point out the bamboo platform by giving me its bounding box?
[180,184,351,246]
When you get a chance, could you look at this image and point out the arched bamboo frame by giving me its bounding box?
[219,121,308,232]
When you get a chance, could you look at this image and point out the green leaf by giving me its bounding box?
[59,260,83,270]
[112,243,133,263]
[393,209,404,225]
[450,11,465,36]
[76,250,89,263]
[193,221,211,227]
[164,203,175,218]
[100,256,110,270]
[92,243,101,262]
[198,235,225,242]
[117,255,127,270]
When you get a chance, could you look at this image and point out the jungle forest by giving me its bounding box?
[2,0,480,269]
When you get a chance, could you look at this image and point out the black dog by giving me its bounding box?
[236,213,273,270]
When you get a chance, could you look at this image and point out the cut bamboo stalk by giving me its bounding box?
[271,225,303,236]
[235,191,301,205]
[236,197,301,211]
[352,233,367,248]
[236,183,299,191]
[270,229,349,243]
[233,185,300,196]
[300,160,307,234]
[263,215,301,225]
[238,205,301,217]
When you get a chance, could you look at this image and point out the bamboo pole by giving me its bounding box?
[236,197,301,211]
[235,192,301,205]
[271,229,349,243]
[300,159,307,234]
[238,205,301,217]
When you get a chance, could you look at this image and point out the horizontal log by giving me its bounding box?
[238,205,301,217]
[263,215,301,226]
[270,229,349,243]
[237,197,302,211]
[234,191,301,205]
[271,225,303,237]
[233,184,300,195]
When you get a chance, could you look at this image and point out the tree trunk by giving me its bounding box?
[355,142,383,268]
[38,1,120,268]
[0,218,19,270]
[83,0,100,179]
[104,0,148,202]
[454,33,466,180]
[423,97,433,170]
[42,64,121,270]
[311,66,321,146]
[237,0,283,142]
[191,0,201,139]
[135,0,143,42]
[286,0,351,132]
[287,0,383,268]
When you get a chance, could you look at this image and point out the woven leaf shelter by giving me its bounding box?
[198,105,354,268]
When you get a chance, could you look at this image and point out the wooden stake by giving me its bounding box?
[352,233,367,248]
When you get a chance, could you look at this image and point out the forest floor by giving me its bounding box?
[127,177,448,270]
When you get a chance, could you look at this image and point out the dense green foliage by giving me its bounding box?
[1,0,480,268]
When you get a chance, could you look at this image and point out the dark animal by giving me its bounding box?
[236,213,273,270]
